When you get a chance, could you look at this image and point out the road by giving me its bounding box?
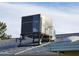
[0,41,57,56]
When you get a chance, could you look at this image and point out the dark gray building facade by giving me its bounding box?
[21,14,53,44]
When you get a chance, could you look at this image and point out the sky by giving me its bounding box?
[1,2,79,38]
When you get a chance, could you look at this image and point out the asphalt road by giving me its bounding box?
[0,42,57,56]
[0,38,57,56]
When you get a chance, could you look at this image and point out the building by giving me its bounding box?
[21,14,55,45]
[50,33,79,56]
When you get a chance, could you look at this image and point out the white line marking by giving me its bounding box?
[14,42,51,55]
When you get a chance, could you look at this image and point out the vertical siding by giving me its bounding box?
[21,16,33,35]
[21,14,54,38]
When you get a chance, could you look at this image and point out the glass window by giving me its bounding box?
[33,15,40,32]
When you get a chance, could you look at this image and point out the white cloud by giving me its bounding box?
[0,3,79,37]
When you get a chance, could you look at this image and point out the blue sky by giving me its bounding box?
[1,2,79,38]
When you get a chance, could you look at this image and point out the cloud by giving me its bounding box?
[0,3,56,37]
[0,2,79,37]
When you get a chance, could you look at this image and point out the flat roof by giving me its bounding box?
[50,41,79,51]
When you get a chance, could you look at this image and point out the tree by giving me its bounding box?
[0,21,11,40]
